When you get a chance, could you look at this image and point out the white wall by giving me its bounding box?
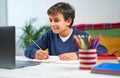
[0,0,8,26]
[8,0,120,27]
[7,0,120,35]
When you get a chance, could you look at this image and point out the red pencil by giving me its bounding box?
[73,35,82,49]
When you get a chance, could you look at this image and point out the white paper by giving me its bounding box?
[30,56,79,64]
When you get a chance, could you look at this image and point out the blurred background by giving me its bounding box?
[0,0,120,56]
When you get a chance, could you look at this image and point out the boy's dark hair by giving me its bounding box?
[47,2,75,27]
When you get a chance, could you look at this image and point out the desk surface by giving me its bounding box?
[0,56,119,78]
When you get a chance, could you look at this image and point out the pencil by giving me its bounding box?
[73,35,82,49]
[32,40,41,49]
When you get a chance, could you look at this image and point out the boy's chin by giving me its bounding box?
[53,32,59,34]
[52,31,59,34]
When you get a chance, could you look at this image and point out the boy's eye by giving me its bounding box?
[54,19,60,22]
[49,18,60,22]
[49,19,52,22]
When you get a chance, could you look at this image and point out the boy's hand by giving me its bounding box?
[35,50,49,60]
[59,52,78,61]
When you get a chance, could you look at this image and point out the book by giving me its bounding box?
[98,55,118,60]
[91,62,120,75]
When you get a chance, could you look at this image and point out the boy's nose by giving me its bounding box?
[50,22,56,26]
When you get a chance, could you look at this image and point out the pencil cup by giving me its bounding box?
[78,49,97,70]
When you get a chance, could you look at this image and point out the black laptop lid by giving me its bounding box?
[0,26,15,69]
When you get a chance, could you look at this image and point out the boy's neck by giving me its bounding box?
[59,28,72,37]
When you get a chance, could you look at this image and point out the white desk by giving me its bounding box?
[0,56,119,78]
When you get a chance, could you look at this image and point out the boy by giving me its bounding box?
[25,2,107,60]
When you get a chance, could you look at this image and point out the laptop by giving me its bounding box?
[0,26,40,69]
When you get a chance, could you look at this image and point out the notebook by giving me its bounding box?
[91,62,120,75]
[0,26,40,69]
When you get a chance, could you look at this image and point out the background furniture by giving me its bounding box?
[73,22,120,56]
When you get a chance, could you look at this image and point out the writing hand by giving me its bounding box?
[35,49,49,60]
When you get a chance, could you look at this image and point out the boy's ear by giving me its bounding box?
[67,18,72,26]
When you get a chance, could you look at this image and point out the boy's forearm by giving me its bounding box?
[25,47,38,59]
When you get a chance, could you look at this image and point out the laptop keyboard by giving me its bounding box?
[16,60,40,68]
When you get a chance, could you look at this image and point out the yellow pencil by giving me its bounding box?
[78,35,87,50]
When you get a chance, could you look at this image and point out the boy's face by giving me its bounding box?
[49,13,72,35]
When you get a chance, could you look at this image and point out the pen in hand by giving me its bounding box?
[32,40,49,59]
[32,40,41,49]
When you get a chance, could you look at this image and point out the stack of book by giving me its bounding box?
[91,62,120,75]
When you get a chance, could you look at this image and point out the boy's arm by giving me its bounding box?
[97,44,108,56]
[24,45,38,59]
[59,52,78,61]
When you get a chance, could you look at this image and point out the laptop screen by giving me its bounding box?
[0,26,15,69]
